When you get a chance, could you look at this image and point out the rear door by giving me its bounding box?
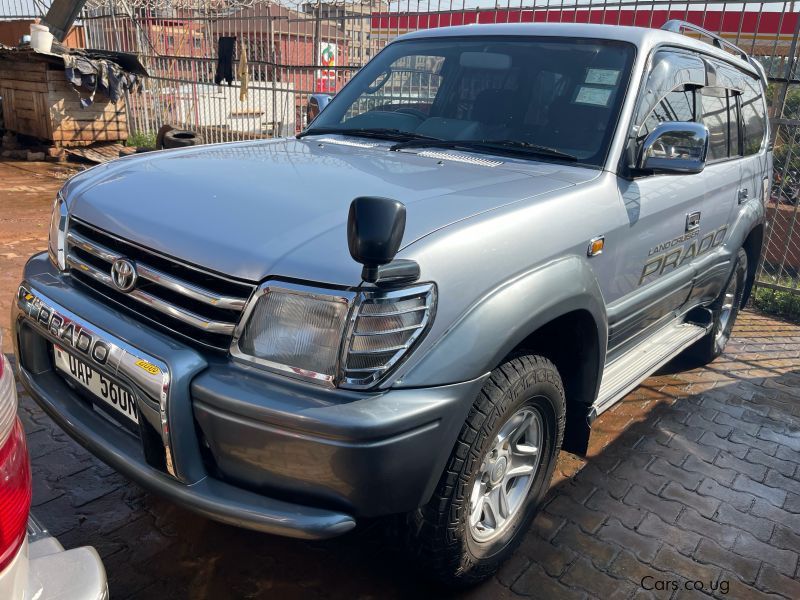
[687,60,750,304]
[739,73,771,230]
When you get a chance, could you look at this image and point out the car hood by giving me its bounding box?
[64,137,597,284]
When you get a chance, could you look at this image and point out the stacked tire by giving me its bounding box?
[157,125,204,149]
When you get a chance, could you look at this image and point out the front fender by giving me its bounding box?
[397,256,608,390]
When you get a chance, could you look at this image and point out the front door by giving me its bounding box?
[603,84,705,357]
[605,171,705,356]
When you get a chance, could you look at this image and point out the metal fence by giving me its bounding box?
[1,0,799,298]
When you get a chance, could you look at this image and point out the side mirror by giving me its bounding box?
[637,122,708,175]
[347,197,406,283]
[307,93,333,124]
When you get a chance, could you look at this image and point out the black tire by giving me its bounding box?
[405,355,566,586]
[155,124,175,149]
[685,247,748,364]
[162,129,204,149]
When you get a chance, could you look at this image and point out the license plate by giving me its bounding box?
[53,345,139,425]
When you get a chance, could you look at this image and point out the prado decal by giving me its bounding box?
[638,225,729,286]
[19,286,111,365]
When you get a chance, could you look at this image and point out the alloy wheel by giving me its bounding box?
[468,406,543,542]
[716,271,739,345]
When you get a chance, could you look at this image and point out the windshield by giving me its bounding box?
[305,36,635,167]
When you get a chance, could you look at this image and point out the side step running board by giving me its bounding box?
[590,322,709,422]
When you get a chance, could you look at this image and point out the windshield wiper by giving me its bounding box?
[389,138,578,162]
[297,127,442,142]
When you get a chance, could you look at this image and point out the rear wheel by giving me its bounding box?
[405,355,566,586]
[686,247,747,364]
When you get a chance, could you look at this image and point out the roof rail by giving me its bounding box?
[661,20,767,83]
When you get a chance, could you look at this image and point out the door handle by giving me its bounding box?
[686,211,701,232]
[738,188,750,204]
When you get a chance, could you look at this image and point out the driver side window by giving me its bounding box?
[641,88,697,137]
[628,50,705,168]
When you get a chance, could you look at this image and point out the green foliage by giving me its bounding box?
[771,86,800,187]
[126,131,157,149]
[779,84,800,120]
[753,284,800,322]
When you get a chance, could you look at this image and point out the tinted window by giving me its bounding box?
[523,70,567,128]
[452,63,521,121]
[634,51,705,127]
[701,88,739,161]
[741,78,767,155]
[310,37,635,166]
[642,88,696,136]
[729,92,740,156]
[637,55,761,163]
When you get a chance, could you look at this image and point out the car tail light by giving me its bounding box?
[0,352,31,572]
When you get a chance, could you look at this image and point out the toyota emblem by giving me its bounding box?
[110,258,138,292]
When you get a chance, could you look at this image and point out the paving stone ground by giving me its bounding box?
[2,159,800,599]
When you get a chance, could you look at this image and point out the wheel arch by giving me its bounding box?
[740,224,764,308]
[398,256,607,455]
[507,309,601,456]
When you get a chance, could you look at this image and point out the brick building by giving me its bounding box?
[0,19,84,48]
[209,2,349,92]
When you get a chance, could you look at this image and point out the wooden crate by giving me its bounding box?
[0,55,128,147]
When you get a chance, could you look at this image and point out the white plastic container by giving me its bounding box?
[30,24,53,53]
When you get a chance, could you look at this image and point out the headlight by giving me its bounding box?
[341,284,435,388]
[234,285,351,384]
[231,282,435,388]
[48,192,68,271]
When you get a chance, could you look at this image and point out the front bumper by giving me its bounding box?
[13,254,484,539]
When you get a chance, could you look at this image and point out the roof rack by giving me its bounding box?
[661,20,768,83]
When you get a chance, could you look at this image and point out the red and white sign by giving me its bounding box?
[316,42,338,93]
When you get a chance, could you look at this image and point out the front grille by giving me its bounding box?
[66,219,255,349]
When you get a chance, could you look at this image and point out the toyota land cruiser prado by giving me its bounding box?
[13,21,770,583]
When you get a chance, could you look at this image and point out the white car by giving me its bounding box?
[0,337,108,600]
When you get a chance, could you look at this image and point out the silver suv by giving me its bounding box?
[13,21,770,584]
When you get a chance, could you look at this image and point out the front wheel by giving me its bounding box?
[405,355,566,586]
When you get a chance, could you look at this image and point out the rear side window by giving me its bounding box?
[730,93,740,156]
[740,78,767,155]
[700,87,740,161]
